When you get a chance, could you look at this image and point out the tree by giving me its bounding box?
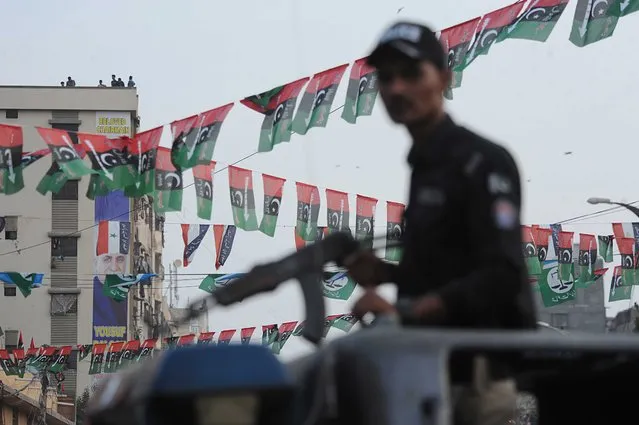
[75,387,91,425]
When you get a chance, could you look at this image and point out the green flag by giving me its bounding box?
[321,272,357,300]
[537,261,576,308]
[0,273,43,298]
[598,235,614,263]
[502,0,568,42]
[341,58,379,124]
[103,273,155,302]
[331,314,358,332]
[569,0,619,47]
[198,273,245,294]
[610,0,639,16]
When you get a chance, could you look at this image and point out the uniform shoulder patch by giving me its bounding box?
[493,198,518,229]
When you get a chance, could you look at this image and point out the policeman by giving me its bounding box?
[344,21,537,425]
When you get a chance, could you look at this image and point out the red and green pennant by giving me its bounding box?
[460,1,525,69]
[440,17,480,97]
[36,144,87,195]
[124,126,163,197]
[503,0,569,42]
[271,321,297,355]
[241,78,309,153]
[217,329,236,346]
[341,57,378,124]
[325,189,351,235]
[259,173,286,237]
[154,146,183,213]
[295,182,321,242]
[170,103,234,171]
[193,161,216,220]
[618,237,636,285]
[228,165,258,231]
[522,225,542,275]
[385,201,405,262]
[240,327,255,345]
[292,64,348,135]
[557,231,575,282]
[609,265,632,302]
[355,195,377,249]
[81,133,133,199]
[576,233,598,286]
[531,226,553,263]
[0,124,25,195]
[37,127,94,179]
[21,148,50,169]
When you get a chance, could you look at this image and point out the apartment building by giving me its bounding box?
[0,85,165,397]
[129,194,167,341]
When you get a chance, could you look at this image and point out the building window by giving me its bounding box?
[1,216,18,240]
[3,285,16,297]
[52,179,78,200]
[5,330,18,350]
[5,109,18,119]
[51,237,77,257]
[51,294,78,315]
[190,325,200,335]
[550,313,569,330]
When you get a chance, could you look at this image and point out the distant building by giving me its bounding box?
[0,370,73,425]
[608,304,639,333]
[168,306,209,338]
[533,243,607,333]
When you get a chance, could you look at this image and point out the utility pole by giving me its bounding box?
[38,372,48,425]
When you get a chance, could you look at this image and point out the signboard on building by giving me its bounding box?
[95,111,131,138]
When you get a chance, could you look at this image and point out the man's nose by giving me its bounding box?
[386,77,410,94]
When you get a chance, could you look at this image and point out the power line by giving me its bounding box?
[0,94,634,258]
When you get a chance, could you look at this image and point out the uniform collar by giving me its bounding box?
[407,114,458,167]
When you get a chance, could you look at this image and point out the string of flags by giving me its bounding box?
[2,2,638,197]
[523,223,639,307]
[0,314,358,377]
[198,271,358,302]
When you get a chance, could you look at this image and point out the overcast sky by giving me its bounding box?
[3,0,639,358]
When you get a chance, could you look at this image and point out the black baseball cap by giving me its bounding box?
[367,21,446,70]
